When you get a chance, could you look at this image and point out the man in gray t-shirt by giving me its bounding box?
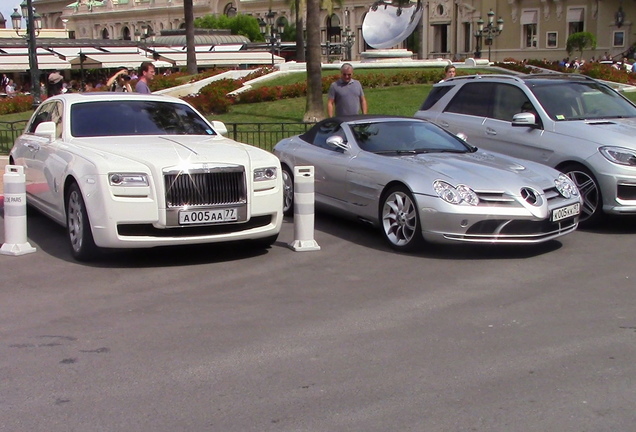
[327,63,368,117]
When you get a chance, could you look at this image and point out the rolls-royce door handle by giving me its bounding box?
[25,142,40,151]
[486,127,497,136]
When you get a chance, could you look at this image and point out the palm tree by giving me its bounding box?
[184,0,197,74]
[303,0,324,121]
[286,0,341,63]
[294,0,306,62]
[285,0,306,62]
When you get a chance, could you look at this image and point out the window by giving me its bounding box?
[613,31,625,47]
[567,8,584,36]
[520,10,538,48]
[28,104,53,133]
[28,102,63,138]
[463,22,471,53]
[299,120,343,150]
[420,86,454,110]
[70,101,215,137]
[491,84,531,122]
[524,24,538,48]
[547,32,558,48]
[445,82,495,117]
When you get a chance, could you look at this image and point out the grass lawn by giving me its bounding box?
[214,83,432,123]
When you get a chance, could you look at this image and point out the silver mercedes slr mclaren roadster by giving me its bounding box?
[274,116,582,252]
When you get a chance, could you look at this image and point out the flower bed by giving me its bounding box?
[0,95,35,115]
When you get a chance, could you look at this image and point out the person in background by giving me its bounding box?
[440,64,456,82]
[327,63,367,117]
[66,80,81,93]
[135,62,155,94]
[47,71,64,96]
[1,73,9,90]
[106,67,133,92]
[5,79,16,97]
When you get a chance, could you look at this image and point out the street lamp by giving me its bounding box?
[341,10,355,61]
[615,3,625,28]
[259,9,282,67]
[11,0,43,107]
[341,27,355,61]
[136,24,155,56]
[473,9,503,61]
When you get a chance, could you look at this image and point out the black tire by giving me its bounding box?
[282,166,294,217]
[561,163,603,227]
[66,182,98,261]
[379,185,424,252]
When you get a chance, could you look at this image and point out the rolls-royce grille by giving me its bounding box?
[164,170,247,207]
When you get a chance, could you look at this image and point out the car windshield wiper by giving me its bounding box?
[413,148,468,154]
[372,149,417,155]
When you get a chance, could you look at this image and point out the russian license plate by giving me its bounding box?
[552,203,580,222]
[179,208,238,225]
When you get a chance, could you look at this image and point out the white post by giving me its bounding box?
[1,165,36,256]
[288,166,321,252]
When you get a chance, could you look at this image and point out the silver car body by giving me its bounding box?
[414,73,636,222]
[274,116,581,246]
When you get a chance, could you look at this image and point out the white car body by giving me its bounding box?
[9,93,283,260]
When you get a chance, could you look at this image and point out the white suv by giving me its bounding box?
[415,73,636,225]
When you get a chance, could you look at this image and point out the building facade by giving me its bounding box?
[30,0,635,63]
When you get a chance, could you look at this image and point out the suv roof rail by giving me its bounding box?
[520,73,597,82]
[442,74,525,84]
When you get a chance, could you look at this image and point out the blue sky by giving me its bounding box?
[1,0,25,29]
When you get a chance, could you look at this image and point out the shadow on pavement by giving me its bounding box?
[580,214,636,235]
[311,211,564,260]
[2,207,575,266]
[6,208,272,268]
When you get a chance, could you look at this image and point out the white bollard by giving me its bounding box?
[1,165,36,256]
[288,166,321,252]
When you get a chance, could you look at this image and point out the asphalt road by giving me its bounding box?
[1,210,635,432]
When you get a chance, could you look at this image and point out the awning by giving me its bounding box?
[153,51,285,67]
[211,44,244,52]
[566,8,584,22]
[68,53,172,70]
[520,10,538,25]
[0,54,71,72]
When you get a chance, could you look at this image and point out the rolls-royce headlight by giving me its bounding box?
[254,167,278,182]
[109,173,149,187]
[433,180,479,205]
[555,174,579,198]
[600,146,636,166]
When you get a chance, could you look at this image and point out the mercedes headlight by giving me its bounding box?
[600,146,636,166]
[433,180,479,205]
[109,173,149,187]
[554,174,579,198]
[254,167,278,182]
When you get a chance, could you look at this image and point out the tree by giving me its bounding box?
[195,14,264,42]
[566,32,597,59]
[184,0,197,74]
[293,0,305,61]
[303,0,324,122]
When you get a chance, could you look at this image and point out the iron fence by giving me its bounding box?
[0,121,315,155]
[0,120,28,155]
[224,122,315,152]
